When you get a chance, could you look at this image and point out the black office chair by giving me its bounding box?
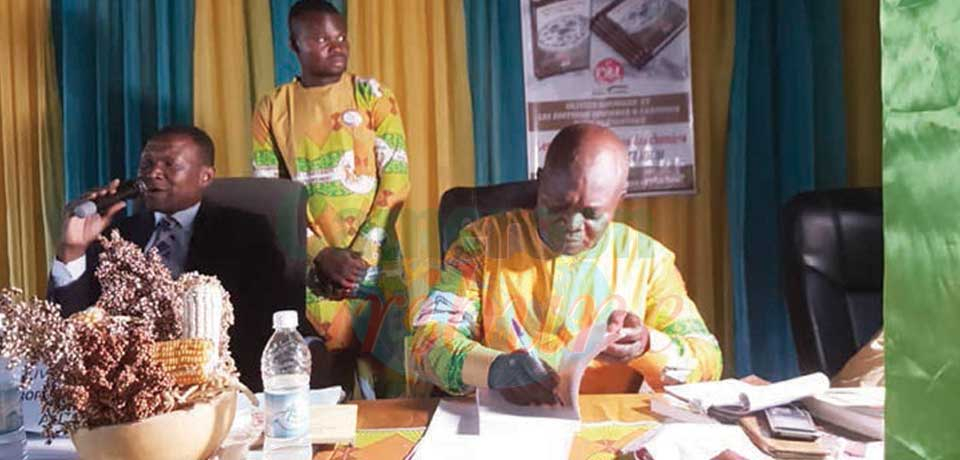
[204,178,307,298]
[437,180,539,258]
[781,187,883,377]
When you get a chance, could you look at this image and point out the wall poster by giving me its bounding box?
[520,0,696,196]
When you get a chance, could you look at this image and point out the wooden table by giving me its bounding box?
[312,394,662,460]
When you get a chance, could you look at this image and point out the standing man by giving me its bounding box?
[252,0,410,398]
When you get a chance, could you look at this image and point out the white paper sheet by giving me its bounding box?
[409,399,578,460]
[665,378,751,411]
[740,373,830,412]
[555,326,624,412]
[619,423,773,460]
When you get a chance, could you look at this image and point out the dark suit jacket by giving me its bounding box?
[48,201,293,392]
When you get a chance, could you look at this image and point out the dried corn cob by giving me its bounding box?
[150,338,214,387]
[181,280,223,353]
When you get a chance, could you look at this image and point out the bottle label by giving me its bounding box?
[264,385,309,439]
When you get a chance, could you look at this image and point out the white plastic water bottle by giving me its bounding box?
[261,311,312,459]
[0,358,26,460]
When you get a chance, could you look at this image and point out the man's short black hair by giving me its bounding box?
[288,0,342,33]
[152,125,215,167]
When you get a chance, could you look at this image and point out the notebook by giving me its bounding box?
[739,415,829,459]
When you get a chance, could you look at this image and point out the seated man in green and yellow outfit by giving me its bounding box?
[411,123,722,404]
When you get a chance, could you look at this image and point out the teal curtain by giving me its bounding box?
[270,0,346,86]
[463,0,528,185]
[726,0,847,380]
[52,0,194,201]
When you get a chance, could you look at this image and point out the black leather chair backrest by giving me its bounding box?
[438,180,539,258]
[781,187,883,377]
[200,178,308,389]
[203,178,308,302]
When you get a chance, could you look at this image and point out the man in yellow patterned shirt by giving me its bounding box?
[252,0,409,398]
[411,124,721,404]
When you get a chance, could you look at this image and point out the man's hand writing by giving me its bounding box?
[487,350,560,406]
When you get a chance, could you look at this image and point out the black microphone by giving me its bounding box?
[72,179,147,218]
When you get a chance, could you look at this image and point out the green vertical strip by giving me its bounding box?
[881,1,960,458]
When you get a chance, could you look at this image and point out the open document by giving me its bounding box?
[409,323,622,460]
[478,322,624,419]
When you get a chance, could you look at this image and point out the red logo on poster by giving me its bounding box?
[594,58,624,84]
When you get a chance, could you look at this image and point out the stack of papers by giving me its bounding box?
[802,388,884,440]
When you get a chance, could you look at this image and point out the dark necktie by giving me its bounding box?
[153,215,181,276]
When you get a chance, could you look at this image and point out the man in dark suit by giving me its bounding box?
[48,125,287,391]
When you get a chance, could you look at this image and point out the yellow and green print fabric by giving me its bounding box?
[252,73,410,397]
[410,209,722,395]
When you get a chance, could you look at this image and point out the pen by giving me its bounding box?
[511,317,548,375]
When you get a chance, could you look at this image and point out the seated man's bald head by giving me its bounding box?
[536,123,628,255]
[542,123,629,186]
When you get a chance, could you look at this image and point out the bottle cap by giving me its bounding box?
[272,310,298,329]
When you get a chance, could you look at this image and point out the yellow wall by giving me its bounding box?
[0,0,64,295]
[842,0,883,187]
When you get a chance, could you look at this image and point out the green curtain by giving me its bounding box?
[463,0,528,185]
[726,0,848,380]
[881,1,960,458]
[52,0,195,201]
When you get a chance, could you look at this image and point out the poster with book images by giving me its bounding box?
[520,0,696,196]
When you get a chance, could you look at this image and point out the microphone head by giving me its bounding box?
[73,201,98,218]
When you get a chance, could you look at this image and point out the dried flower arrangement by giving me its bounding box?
[0,231,244,440]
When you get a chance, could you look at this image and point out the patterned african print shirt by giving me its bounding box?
[252,73,409,397]
[411,209,722,395]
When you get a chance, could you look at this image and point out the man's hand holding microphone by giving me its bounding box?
[58,178,145,262]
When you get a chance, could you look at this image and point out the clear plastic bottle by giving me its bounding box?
[0,358,26,460]
[261,311,312,459]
